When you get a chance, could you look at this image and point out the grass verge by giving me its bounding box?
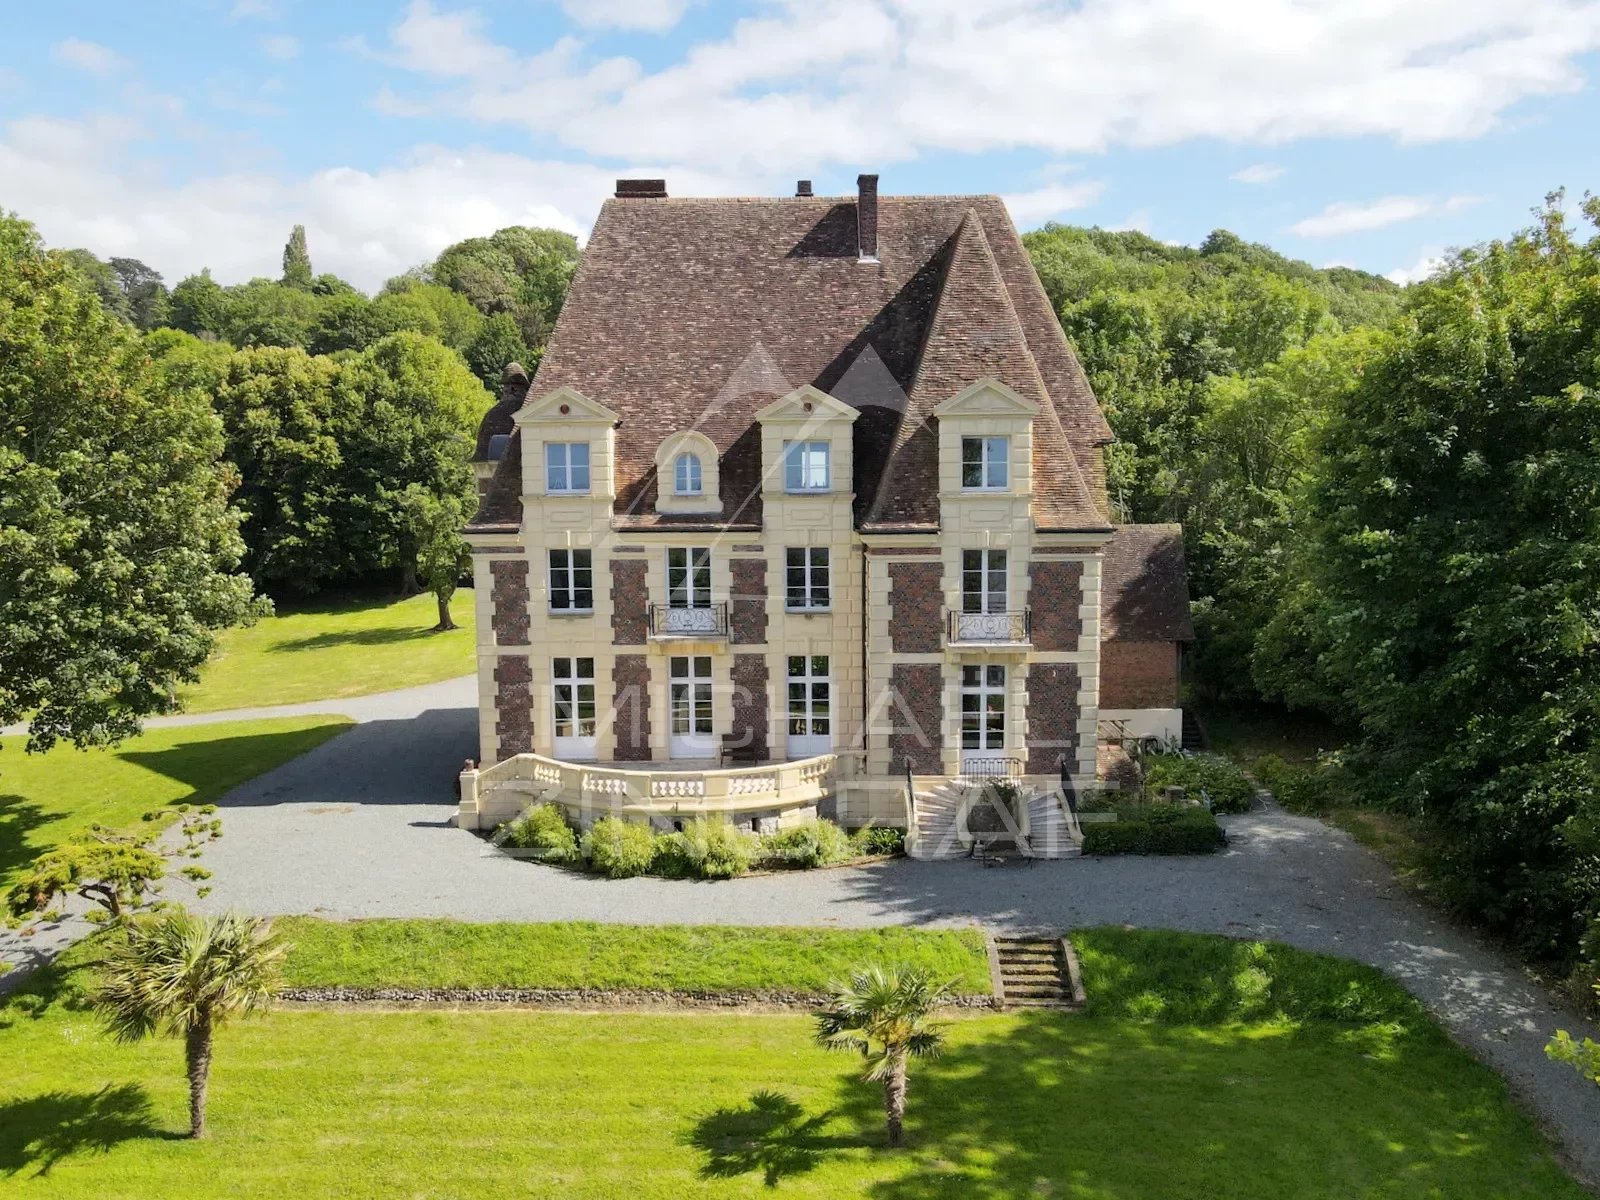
[0,717,353,887]
[179,592,474,712]
[0,926,1581,1198]
[274,918,993,995]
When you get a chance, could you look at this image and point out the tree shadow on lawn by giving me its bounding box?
[0,1084,179,1177]
[115,722,355,800]
[0,796,57,882]
[267,626,445,653]
[685,1089,866,1186]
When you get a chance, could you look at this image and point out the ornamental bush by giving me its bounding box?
[761,819,854,869]
[582,817,656,879]
[850,826,906,857]
[1081,805,1225,856]
[677,818,759,880]
[649,831,695,879]
[500,804,579,863]
[1144,753,1255,814]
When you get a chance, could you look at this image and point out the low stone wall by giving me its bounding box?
[281,985,1000,1011]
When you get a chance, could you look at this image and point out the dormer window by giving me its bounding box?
[961,436,1008,490]
[784,440,830,492]
[546,442,590,494]
[674,452,703,495]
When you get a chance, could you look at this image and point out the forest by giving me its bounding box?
[4,191,1599,993]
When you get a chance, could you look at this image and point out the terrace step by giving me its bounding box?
[993,935,1082,1011]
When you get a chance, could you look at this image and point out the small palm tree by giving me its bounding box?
[814,965,953,1148]
[94,908,286,1138]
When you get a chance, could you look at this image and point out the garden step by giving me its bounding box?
[993,934,1080,1011]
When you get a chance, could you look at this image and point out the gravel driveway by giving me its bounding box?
[6,675,1599,1185]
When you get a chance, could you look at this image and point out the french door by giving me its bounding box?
[786,655,832,758]
[552,657,598,760]
[960,663,1007,772]
[668,655,715,759]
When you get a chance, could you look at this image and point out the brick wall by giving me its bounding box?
[730,558,768,645]
[1028,560,1083,652]
[888,662,943,774]
[1100,640,1181,709]
[493,654,532,760]
[889,561,943,653]
[489,559,530,647]
[611,654,651,760]
[1025,662,1080,774]
[730,653,769,758]
[610,559,648,645]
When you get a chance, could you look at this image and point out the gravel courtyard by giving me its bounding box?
[6,675,1599,1183]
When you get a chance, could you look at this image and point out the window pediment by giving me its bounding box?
[653,429,721,514]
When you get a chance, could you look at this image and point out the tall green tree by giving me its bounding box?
[169,269,226,339]
[0,214,259,750]
[95,909,286,1138]
[1261,194,1600,959]
[430,225,578,353]
[108,257,170,330]
[281,224,313,290]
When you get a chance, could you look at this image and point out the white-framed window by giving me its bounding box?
[552,657,597,747]
[548,549,593,612]
[960,662,1007,768]
[787,655,832,756]
[669,655,715,756]
[961,436,1008,490]
[545,441,590,493]
[667,547,711,609]
[961,549,1007,614]
[674,452,703,495]
[785,547,830,610]
[783,440,830,492]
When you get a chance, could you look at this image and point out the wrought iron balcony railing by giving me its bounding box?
[947,609,1031,645]
[648,602,729,639]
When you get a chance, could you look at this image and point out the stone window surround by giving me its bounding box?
[545,441,591,494]
[653,429,721,515]
[784,546,831,611]
[961,434,1010,491]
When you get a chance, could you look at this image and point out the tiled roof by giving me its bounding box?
[469,188,1114,533]
[1101,524,1195,642]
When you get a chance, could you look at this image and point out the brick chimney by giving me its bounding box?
[615,179,667,198]
[795,179,813,197]
[857,173,878,262]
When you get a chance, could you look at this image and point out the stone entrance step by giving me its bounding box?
[993,934,1086,1011]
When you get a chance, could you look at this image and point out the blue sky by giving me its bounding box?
[3,0,1598,292]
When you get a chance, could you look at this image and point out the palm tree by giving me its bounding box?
[94,908,286,1138]
[813,965,953,1147]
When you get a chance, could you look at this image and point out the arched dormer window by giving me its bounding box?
[674,452,703,495]
[654,430,720,514]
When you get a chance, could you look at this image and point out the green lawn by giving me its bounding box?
[0,928,1581,1198]
[0,718,352,888]
[178,592,475,713]
[277,918,993,994]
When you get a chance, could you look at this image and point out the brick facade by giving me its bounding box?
[730,558,768,645]
[888,662,943,774]
[489,559,530,647]
[888,561,943,653]
[1024,662,1080,774]
[1100,640,1181,709]
[1028,559,1083,652]
[611,654,652,760]
[493,655,533,760]
[610,559,649,645]
[730,653,769,758]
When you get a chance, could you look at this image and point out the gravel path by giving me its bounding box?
[5,675,1599,1185]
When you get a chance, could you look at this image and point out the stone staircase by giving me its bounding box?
[907,782,967,860]
[994,935,1082,1010]
[1025,789,1082,858]
[1181,709,1209,752]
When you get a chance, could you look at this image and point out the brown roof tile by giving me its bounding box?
[1101,524,1194,642]
[470,189,1113,533]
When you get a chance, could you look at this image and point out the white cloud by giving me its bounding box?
[561,0,693,33]
[52,39,123,75]
[360,0,1600,175]
[1231,163,1284,185]
[259,34,299,61]
[1001,180,1105,226]
[0,110,755,291]
[1288,193,1481,237]
[1386,249,1448,285]
[1107,208,1154,234]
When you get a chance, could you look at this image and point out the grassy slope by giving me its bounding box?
[0,928,1581,1198]
[178,592,475,713]
[276,918,992,994]
[0,717,352,887]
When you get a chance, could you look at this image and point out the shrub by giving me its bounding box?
[650,831,696,879]
[850,826,906,857]
[1253,754,1341,815]
[676,818,759,879]
[762,819,854,869]
[1081,805,1225,855]
[1144,753,1255,814]
[581,817,656,878]
[500,804,579,863]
